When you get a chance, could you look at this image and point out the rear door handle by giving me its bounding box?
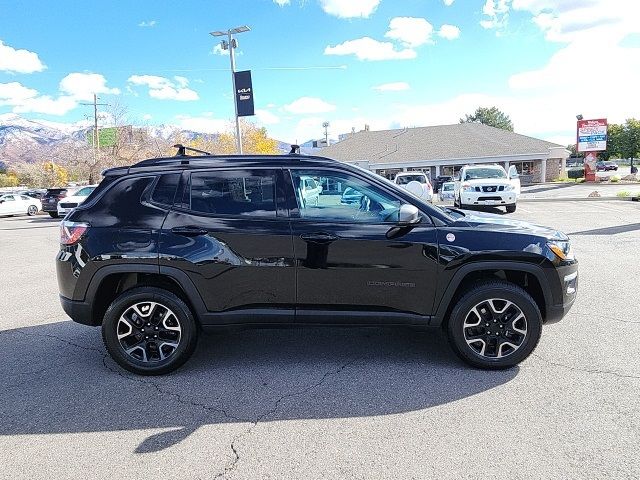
[171,226,209,237]
[300,232,340,244]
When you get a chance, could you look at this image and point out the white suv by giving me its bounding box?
[393,172,434,203]
[454,165,520,213]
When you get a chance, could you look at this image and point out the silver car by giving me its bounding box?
[438,182,455,202]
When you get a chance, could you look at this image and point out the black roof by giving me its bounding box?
[103,154,339,177]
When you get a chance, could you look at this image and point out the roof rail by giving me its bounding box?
[174,144,212,156]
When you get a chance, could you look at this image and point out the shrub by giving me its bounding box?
[567,168,585,180]
[610,175,621,182]
[617,191,631,197]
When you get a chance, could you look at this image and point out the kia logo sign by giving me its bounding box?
[234,71,255,117]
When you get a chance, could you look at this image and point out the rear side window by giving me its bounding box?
[78,176,118,208]
[151,173,180,206]
[45,189,67,197]
[189,170,277,217]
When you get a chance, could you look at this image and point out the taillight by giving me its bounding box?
[60,221,89,245]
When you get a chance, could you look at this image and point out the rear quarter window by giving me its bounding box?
[150,173,180,206]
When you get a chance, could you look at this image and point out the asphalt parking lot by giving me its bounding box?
[1,201,639,480]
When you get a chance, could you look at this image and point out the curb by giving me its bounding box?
[519,196,636,203]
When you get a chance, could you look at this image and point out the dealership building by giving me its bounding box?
[320,123,570,183]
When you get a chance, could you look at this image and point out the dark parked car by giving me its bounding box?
[596,161,618,171]
[433,175,452,193]
[42,188,76,218]
[57,149,578,375]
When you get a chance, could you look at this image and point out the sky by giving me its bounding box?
[0,0,639,146]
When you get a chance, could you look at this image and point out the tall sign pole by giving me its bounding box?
[227,32,242,154]
[211,26,252,155]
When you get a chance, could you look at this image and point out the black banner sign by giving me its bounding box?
[234,70,255,117]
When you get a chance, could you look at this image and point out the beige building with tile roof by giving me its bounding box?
[321,123,570,183]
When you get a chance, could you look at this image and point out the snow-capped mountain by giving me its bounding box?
[0,113,90,146]
[0,114,290,155]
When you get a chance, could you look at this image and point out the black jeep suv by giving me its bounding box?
[57,151,578,375]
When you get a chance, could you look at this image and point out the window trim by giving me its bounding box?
[286,167,428,226]
[173,167,285,220]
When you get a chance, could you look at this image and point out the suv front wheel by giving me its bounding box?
[102,287,198,375]
[446,280,542,369]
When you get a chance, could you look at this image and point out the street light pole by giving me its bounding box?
[227,31,242,154]
[211,26,251,155]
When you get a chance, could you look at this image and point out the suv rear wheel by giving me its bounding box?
[49,212,59,218]
[506,204,517,213]
[102,287,198,375]
[446,280,542,369]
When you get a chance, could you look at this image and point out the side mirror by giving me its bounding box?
[398,204,420,225]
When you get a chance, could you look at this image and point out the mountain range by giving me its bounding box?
[0,114,294,161]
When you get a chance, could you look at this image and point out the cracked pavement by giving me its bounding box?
[0,201,639,479]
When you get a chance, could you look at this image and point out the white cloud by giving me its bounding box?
[212,44,227,56]
[318,0,380,18]
[13,95,77,116]
[59,73,120,101]
[176,115,228,134]
[0,40,46,74]
[0,82,38,103]
[385,17,434,48]
[142,114,152,121]
[325,37,416,61]
[480,0,511,31]
[255,109,280,125]
[438,24,461,40]
[443,0,454,5]
[273,0,290,5]
[0,81,76,116]
[128,75,199,101]
[284,97,336,114]
[138,20,156,27]
[373,82,410,91]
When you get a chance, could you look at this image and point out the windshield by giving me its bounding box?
[464,168,507,180]
[395,174,427,185]
[75,186,96,197]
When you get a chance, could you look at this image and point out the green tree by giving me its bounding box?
[598,123,623,161]
[460,106,514,131]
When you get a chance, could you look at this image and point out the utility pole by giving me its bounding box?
[211,26,251,155]
[81,94,108,183]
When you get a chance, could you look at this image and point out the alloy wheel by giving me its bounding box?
[116,301,182,363]
[462,298,527,359]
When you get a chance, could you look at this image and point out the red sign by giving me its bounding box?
[577,118,607,153]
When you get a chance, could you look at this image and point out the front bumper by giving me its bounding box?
[60,295,95,326]
[545,263,578,324]
[461,192,516,206]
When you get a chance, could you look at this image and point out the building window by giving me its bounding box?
[510,161,535,175]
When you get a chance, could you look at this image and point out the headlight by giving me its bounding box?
[547,240,574,261]
[504,185,514,191]
[461,184,474,192]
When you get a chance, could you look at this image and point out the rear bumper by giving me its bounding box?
[60,295,95,326]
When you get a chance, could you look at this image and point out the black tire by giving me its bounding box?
[454,195,460,208]
[102,287,198,375]
[446,280,542,369]
[48,212,59,218]
[505,204,517,213]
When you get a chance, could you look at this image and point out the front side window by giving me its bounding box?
[291,169,401,223]
[189,170,276,217]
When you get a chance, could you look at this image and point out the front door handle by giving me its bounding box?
[171,226,209,237]
[300,232,340,244]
